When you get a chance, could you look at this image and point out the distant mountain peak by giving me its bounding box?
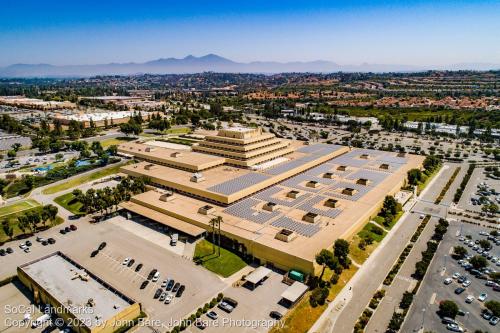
[0,55,498,78]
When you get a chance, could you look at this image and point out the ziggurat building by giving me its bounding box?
[118,126,423,275]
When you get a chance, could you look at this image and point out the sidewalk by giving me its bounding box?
[365,217,438,333]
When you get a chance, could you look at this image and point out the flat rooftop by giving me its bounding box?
[122,146,424,269]
[18,252,135,329]
[119,142,226,171]
[121,144,348,204]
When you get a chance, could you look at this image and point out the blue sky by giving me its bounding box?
[0,0,499,66]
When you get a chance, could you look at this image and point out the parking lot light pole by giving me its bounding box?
[421,308,426,331]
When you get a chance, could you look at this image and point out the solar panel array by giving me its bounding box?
[218,145,408,238]
[264,154,318,175]
[271,216,321,237]
[327,181,370,201]
[298,196,342,219]
[254,186,312,207]
[208,173,270,195]
[297,144,343,155]
[223,198,279,224]
[346,169,389,186]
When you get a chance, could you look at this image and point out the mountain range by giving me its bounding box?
[0,54,498,78]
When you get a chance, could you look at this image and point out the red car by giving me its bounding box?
[69,224,77,231]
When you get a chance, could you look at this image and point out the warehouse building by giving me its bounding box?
[17,252,141,333]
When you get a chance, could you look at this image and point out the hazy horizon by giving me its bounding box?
[1,0,499,68]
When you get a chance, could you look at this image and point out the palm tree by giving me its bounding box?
[209,216,223,257]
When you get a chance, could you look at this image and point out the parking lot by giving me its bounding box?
[185,270,289,333]
[403,220,499,332]
[458,166,500,214]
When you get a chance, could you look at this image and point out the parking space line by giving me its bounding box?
[429,292,436,304]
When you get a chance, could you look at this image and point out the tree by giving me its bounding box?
[381,196,398,217]
[490,230,499,237]
[439,300,459,318]
[315,249,336,280]
[470,255,488,270]
[55,153,64,161]
[309,287,329,307]
[2,220,14,240]
[452,246,467,259]
[407,168,423,185]
[11,143,22,152]
[485,300,500,317]
[423,155,441,172]
[209,216,222,257]
[478,239,491,250]
[334,239,350,268]
[7,150,16,158]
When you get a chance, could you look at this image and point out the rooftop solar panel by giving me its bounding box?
[208,173,271,195]
[271,216,320,237]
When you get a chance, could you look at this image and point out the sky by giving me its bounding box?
[0,0,499,67]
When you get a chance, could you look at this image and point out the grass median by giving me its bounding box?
[42,162,127,195]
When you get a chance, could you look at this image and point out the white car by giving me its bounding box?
[446,323,463,332]
[164,294,173,304]
[161,279,169,288]
[478,293,488,301]
[462,280,471,287]
[465,295,475,303]
[452,272,461,279]
[122,258,130,265]
[444,278,453,285]
[152,271,160,282]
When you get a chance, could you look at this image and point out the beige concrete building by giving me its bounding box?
[118,127,423,275]
[17,252,142,333]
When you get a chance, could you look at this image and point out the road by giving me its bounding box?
[309,164,453,333]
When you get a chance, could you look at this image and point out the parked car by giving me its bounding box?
[147,269,157,280]
[127,259,135,267]
[98,242,106,250]
[25,240,32,246]
[153,288,162,299]
[462,280,471,287]
[60,229,66,234]
[218,301,234,313]
[490,316,499,326]
[452,272,461,279]
[482,310,493,320]
[6,247,13,254]
[446,323,463,332]
[48,238,55,244]
[152,271,160,282]
[161,279,169,288]
[166,279,174,291]
[64,226,71,233]
[207,311,218,320]
[159,292,167,301]
[444,278,453,285]
[455,287,465,295]
[140,280,149,289]
[172,282,180,293]
[90,250,99,257]
[122,258,131,265]
[135,263,143,272]
[270,311,283,320]
[41,240,48,246]
[194,320,206,330]
[0,249,6,256]
[478,293,488,301]
[176,285,185,297]
[164,294,173,304]
[69,224,77,231]
[465,295,475,303]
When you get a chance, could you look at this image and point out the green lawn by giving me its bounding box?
[42,162,128,195]
[0,200,63,243]
[0,199,40,217]
[166,127,191,134]
[358,223,387,243]
[54,193,84,215]
[194,239,247,278]
[372,211,403,230]
[100,137,130,148]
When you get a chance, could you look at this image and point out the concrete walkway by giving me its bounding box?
[365,217,438,333]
